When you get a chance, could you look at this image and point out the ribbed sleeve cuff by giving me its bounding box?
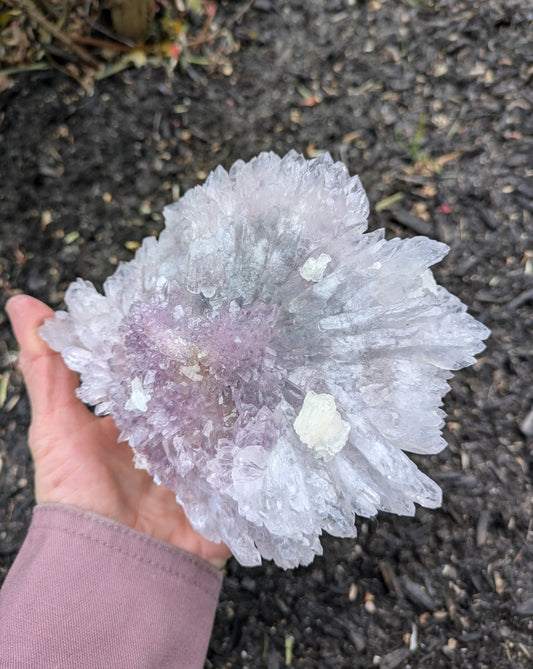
[0,504,223,669]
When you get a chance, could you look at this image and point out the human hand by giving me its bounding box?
[6,295,231,569]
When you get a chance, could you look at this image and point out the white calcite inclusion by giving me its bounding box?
[179,363,203,382]
[39,151,490,569]
[299,253,332,282]
[293,391,350,460]
[125,377,151,413]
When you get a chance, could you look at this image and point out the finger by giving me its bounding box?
[7,295,54,359]
[6,295,88,419]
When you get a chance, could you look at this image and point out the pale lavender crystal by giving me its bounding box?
[40,151,490,568]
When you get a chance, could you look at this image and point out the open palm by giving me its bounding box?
[7,295,231,569]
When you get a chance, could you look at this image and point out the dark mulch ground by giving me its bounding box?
[1,1,532,667]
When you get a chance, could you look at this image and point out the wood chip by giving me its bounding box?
[348,582,358,601]
[508,288,533,310]
[476,510,491,546]
[519,406,533,437]
[0,372,9,408]
[516,598,533,616]
[379,647,410,669]
[402,577,436,611]
[378,560,402,597]
[390,209,433,236]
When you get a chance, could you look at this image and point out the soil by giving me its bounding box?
[1,1,532,667]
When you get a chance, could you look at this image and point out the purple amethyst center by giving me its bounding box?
[119,295,281,445]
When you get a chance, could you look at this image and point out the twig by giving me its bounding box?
[34,0,60,20]
[188,0,254,48]
[5,0,98,68]
[231,0,254,26]
[513,517,533,563]
[0,62,50,77]
[82,13,137,47]
[58,0,72,30]
[44,51,91,91]
[508,288,533,310]
[72,34,141,53]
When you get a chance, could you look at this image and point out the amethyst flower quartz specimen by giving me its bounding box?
[40,151,490,568]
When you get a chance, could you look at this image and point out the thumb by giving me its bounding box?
[6,295,87,420]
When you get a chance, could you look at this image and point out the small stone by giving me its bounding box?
[364,598,377,614]
[40,210,52,229]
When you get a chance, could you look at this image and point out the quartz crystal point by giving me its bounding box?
[40,151,490,568]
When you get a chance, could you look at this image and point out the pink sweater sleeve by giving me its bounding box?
[0,504,223,669]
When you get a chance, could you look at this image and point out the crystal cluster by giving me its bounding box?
[40,151,489,568]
